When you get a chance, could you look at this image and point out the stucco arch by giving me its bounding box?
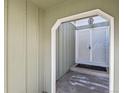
[51,9,114,93]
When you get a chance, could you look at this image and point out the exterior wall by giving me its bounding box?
[4,0,8,93]
[27,1,39,93]
[56,23,76,80]
[38,9,45,93]
[6,0,41,93]
[5,0,119,93]
[7,0,27,92]
[41,0,119,92]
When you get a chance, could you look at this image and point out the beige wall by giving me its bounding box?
[27,1,39,93]
[6,0,44,93]
[4,0,8,93]
[38,9,45,93]
[56,23,76,80]
[7,0,27,92]
[41,0,119,92]
[5,0,119,93]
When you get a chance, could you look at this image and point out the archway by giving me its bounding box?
[51,9,114,93]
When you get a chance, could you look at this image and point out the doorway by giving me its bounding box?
[51,9,114,93]
[75,16,109,67]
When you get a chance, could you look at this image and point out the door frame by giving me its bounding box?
[51,9,114,93]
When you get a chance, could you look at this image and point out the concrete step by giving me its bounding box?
[70,64,109,78]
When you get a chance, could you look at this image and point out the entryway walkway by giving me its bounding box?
[56,71,109,93]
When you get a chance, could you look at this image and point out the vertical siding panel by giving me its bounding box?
[56,23,76,80]
[7,0,40,93]
[5,0,8,92]
[27,1,39,93]
[38,9,45,93]
[7,0,26,93]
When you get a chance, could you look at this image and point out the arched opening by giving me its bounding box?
[51,9,114,93]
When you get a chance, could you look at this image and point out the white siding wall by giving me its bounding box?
[56,23,76,80]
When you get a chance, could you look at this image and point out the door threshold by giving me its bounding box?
[70,64,109,78]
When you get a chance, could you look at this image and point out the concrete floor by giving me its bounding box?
[56,71,109,93]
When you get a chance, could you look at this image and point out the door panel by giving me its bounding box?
[92,27,108,67]
[76,29,90,64]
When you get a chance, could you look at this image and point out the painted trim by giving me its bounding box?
[51,9,114,93]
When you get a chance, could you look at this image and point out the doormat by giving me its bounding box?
[76,64,107,72]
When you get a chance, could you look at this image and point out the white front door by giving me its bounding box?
[76,29,91,64]
[92,27,109,67]
[76,26,109,67]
